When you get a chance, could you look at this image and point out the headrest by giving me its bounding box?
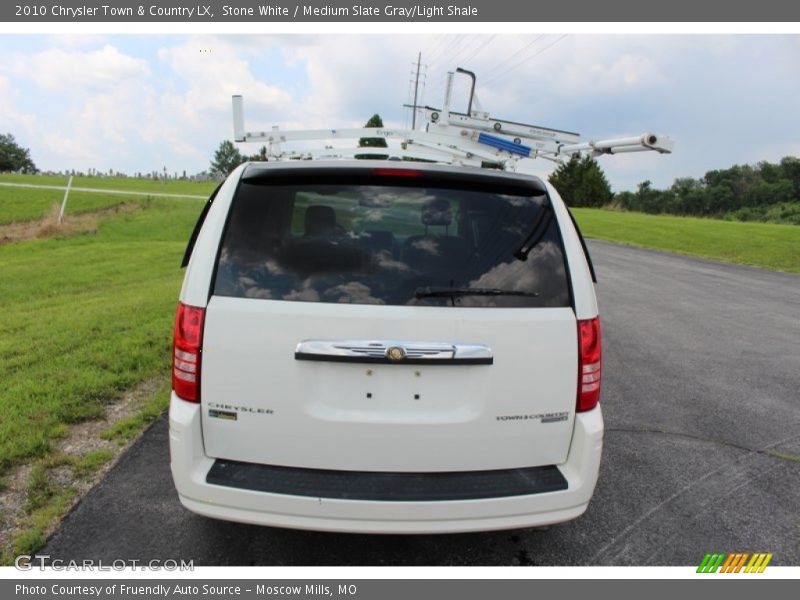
[304,205,337,236]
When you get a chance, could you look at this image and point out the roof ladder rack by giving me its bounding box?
[232,69,673,171]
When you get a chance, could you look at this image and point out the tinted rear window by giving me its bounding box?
[213,180,570,307]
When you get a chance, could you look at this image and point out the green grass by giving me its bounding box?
[101,380,172,444]
[72,450,115,479]
[10,529,46,558]
[0,194,203,473]
[0,185,201,563]
[0,174,216,224]
[573,208,800,273]
[24,463,57,512]
[0,172,218,195]
[0,186,63,223]
[2,449,115,563]
[0,187,143,224]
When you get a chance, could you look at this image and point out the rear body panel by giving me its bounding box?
[201,299,577,472]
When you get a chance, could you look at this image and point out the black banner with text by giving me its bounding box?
[3,0,800,22]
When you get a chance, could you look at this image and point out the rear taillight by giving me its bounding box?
[172,302,205,403]
[577,316,602,412]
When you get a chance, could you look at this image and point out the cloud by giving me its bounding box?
[6,40,236,171]
[44,34,109,48]
[0,76,38,134]
[157,37,292,119]
[322,281,385,305]
[555,53,668,93]
[4,43,158,170]
[14,44,150,92]
[273,35,427,128]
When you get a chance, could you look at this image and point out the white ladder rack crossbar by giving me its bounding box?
[231,70,673,171]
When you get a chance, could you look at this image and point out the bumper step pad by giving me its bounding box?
[206,459,567,502]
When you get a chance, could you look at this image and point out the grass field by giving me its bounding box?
[0,174,216,225]
[0,195,203,473]
[0,187,140,225]
[1,186,207,560]
[0,173,218,195]
[573,208,800,273]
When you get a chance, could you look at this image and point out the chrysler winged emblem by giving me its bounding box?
[385,346,407,361]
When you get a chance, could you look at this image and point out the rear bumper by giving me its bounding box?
[169,394,603,534]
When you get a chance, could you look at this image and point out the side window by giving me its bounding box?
[181,182,223,268]
[565,207,597,283]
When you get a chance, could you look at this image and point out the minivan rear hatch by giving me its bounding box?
[200,165,578,472]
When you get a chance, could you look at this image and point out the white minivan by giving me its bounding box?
[169,160,603,533]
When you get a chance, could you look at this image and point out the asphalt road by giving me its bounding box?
[40,241,800,565]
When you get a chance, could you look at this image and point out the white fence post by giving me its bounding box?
[58,175,74,224]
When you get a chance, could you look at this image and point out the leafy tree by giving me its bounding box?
[248,145,269,162]
[209,140,245,177]
[779,156,800,197]
[669,178,705,215]
[0,133,37,173]
[356,114,389,160]
[548,156,613,207]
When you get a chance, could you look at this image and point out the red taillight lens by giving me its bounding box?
[173,302,205,403]
[372,168,423,177]
[577,317,602,412]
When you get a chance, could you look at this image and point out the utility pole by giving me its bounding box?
[411,52,422,130]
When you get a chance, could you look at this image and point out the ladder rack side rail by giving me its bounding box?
[405,140,513,166]
[293,146,484,166]
[426,109,582,145]
[241,127,563,162]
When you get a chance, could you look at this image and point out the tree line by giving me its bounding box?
[549,155,800,225]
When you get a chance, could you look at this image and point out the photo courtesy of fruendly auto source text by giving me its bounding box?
[0,0,798,597]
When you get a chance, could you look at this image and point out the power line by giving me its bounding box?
[440,35,470,58]
[424,35,451,62]
[427,34,465,64]
[460,34,497,65]
[482,34,569,87]
[425,35,498,104]
[425,37,454,64]
[428,36,485,79]
[444,35,485,66]
[479,35,547,81]
[428,34,525,105]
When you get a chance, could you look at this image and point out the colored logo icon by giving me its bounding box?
[697,552,773,573]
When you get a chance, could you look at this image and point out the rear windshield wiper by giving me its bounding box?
[414,286,539,299]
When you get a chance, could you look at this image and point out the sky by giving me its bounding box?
[1,33,799,190]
